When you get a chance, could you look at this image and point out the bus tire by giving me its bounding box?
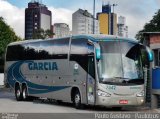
[15,85,22,101]
[112,107,122,111]
[22,85,28,101]
[74,90,82,109]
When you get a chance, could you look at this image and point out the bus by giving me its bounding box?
[4,35,153,109]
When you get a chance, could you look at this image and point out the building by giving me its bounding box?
[53,23,70,38]
[142,32,160,104]
[97,3,117,35]
[143,32,160,67]
[25,0,52,39]
[117,16,128,37]
[110,13,117,35]
[97,13,109,34]
[72,9,99,35]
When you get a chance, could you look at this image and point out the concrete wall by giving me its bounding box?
[41,13,51,31]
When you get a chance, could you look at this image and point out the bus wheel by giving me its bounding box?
[112,107,122,111]
[15,85,22,101]
[74,90,82,109]
[22,85,28,101]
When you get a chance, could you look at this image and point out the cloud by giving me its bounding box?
[0,0,73,39]
[0,0,159,39]
[48,7,73,30]
[0,0,24,38]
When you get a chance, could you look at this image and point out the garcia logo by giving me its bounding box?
[28,62,58,71]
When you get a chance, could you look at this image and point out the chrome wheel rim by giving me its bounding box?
[23,89,26,99]
[75,94,80,104]
[16,89,20,98]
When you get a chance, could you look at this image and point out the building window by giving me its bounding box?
[35,14,37,17]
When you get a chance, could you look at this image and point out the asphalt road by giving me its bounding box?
[0,88,159,119]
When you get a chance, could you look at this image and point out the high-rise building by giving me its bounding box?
[97,3,117,35]
[98,13,109,34]
[110,13,117,35]
[72,9,99,35]
[25,0,52,39]
[102,4,111,13]
[117,16,128,37]
[53,23,70,38]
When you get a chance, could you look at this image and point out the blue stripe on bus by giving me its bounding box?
[7,61,70,94]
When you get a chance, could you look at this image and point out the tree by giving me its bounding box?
[136,9,160,42]
[32,28,54,39]
[0,17,21,55]
[0,17,21,72]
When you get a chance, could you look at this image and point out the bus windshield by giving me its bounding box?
[98,41,144,85]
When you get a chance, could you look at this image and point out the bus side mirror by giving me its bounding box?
[141,45,153,66]
[96,48,101,60]
[146,47,153,62]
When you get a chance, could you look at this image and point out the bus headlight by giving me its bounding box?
[136,91,144,97]
[97,90,111,97]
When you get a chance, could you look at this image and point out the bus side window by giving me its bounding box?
[24,42,40,60]
[70,38,88,55]
[6,45,25,61]
[39,38,69,59]
[70,38,88,72]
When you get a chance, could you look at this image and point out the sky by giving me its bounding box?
[0,0,160,39]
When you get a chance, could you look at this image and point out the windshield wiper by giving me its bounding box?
[127,79,144,84]
[113,77,130,80]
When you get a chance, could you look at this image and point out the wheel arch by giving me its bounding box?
[71,87,81,102]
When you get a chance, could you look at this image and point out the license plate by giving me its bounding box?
[119,100,128,104]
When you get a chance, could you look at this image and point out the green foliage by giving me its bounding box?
[0,17,21,72]
[32,28,54,39]
[0,17,21,56]
[136,9,160,41]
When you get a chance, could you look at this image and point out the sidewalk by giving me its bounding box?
[153,109,160,113]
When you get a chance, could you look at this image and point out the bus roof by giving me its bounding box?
[72,34,139,43]
[8,34,139,46]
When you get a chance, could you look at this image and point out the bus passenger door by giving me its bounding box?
[87,55,96,105]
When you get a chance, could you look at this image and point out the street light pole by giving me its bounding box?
[93,0,95,34]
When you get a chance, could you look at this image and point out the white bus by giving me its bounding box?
[4,35,153,109]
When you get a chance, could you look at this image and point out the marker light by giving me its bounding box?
[96,48,101,60]
[146,47,153,62]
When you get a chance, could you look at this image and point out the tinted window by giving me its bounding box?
[6,38,70,61]
[70,38,89,72]
[24,42,40,60]
[6,45,25,61]
[39,38,69,59]
[70,38,88,55]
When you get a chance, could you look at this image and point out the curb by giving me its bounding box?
[153,109,160,113]
[0,87,12,92]
[0,85,4,89]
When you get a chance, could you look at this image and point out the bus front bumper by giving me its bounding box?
[96,95,145,107]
